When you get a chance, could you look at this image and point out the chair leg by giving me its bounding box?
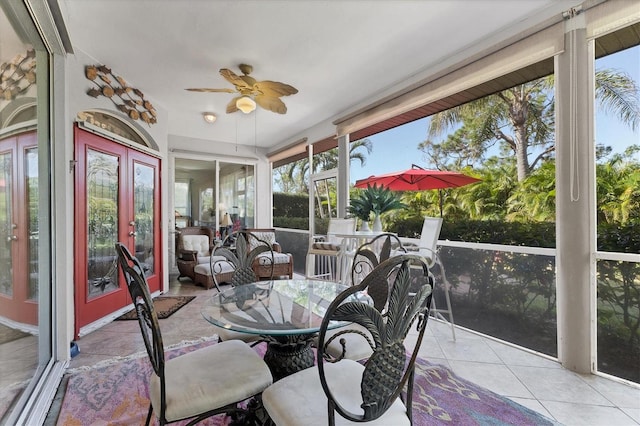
[431,255,456,341]
[145,404,153,426]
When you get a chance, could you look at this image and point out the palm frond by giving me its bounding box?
[333,302,384,347]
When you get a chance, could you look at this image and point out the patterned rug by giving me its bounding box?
[55,339,558,425]
[115,296,195,320]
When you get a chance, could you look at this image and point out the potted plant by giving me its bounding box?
[349,184,406,232]
[348,193,372,232]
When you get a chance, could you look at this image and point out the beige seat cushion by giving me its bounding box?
[182,235,211,257]
[311,241,341,251]
[193,257,234,277]
[262,359,409,426]
[321,323,374,361]
[215,325,261,344]
[149,340,272,422]
[256,252,291,265]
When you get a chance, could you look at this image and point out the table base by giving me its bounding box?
[262,334,315,381]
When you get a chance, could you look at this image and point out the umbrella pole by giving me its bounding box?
[439,189,443,217]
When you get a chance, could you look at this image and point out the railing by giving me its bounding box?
[274,227,639,384]
[595,250,640,383]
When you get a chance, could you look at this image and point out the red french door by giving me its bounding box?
[0,131,38,325]
[74,126,161,336]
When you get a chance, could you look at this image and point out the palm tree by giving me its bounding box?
[283,138,373,192]
[422,69,639,182]
[506,162,556,222]
[596,146,640,225]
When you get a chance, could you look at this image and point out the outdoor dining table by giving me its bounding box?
[201,279,370,381]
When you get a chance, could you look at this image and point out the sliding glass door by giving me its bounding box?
[172,158,255,260]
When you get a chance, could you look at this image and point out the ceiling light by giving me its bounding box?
[202,112,216,123]
[236,96,256,114]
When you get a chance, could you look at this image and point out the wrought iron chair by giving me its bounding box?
[114,243,272,426]
[305,218,356,282]
[321,233,409,361]
[401,216,456,340]
[262,254,433,425]
[209,230,275,344]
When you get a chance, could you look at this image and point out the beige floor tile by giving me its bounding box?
[541,400,638,426]
[438,336,502,363]
[578,374,640,409]
[448,360,535,399]
[510,365,611,405]
[508,397,557,420]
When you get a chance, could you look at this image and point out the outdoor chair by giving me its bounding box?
[244,228,293,279]
[400,216,456,340]
[321,233,409,362]
[263,254,434,425]
[175,226,216,282]
[306,218,356,282]
[208,230,274,344]
[114,242,272,426]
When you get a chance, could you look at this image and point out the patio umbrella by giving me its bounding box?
[354,164,481,216]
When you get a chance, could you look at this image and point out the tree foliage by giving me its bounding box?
[421,69,639,182]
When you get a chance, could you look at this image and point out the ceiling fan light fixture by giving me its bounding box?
[202,112,217,123]
[236,96,256,114]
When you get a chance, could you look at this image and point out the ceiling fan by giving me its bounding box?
[186,64,298,114]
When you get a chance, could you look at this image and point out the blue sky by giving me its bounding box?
[351,46,639,183]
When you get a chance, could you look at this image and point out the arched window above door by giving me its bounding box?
[76,109,158,151]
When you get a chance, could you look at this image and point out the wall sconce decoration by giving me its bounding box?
[0,49,36,101]
[85,64,157,125]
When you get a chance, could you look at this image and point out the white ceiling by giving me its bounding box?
[59,0,580,152]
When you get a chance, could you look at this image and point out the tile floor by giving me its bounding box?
[45,275,640,426]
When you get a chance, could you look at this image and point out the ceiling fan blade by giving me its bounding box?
[255,81,298,98]
[220,68,251,91]
[226,96,241,114]
[255,95,287,114]
[185,87,236,93]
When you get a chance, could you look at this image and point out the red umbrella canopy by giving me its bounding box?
[354,164,481,191]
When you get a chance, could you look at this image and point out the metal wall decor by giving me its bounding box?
[0,49,36,101]
[85,65,157,125]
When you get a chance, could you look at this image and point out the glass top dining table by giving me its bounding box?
[201,279,369,380]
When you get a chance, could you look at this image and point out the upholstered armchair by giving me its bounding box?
[244,228,293,279]
[175,226,216,281]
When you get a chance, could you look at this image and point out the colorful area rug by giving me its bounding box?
[55,339,558,425]
[115,296,195,320]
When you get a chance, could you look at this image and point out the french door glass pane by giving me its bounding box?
[26,148,38,300]
[86,149,119,300]
[0,151,13,297]
[134,162,155,276]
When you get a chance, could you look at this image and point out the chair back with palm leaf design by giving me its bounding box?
[317,254,433,424]
[211,230,274,291]
[350,232,407,292]
[114,243,168,422]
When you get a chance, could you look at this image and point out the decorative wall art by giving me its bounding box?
[0,49,36,101]
[85,65,157,125]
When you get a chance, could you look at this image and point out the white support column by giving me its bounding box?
[554,12,595,374]
[337,134,350,218]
